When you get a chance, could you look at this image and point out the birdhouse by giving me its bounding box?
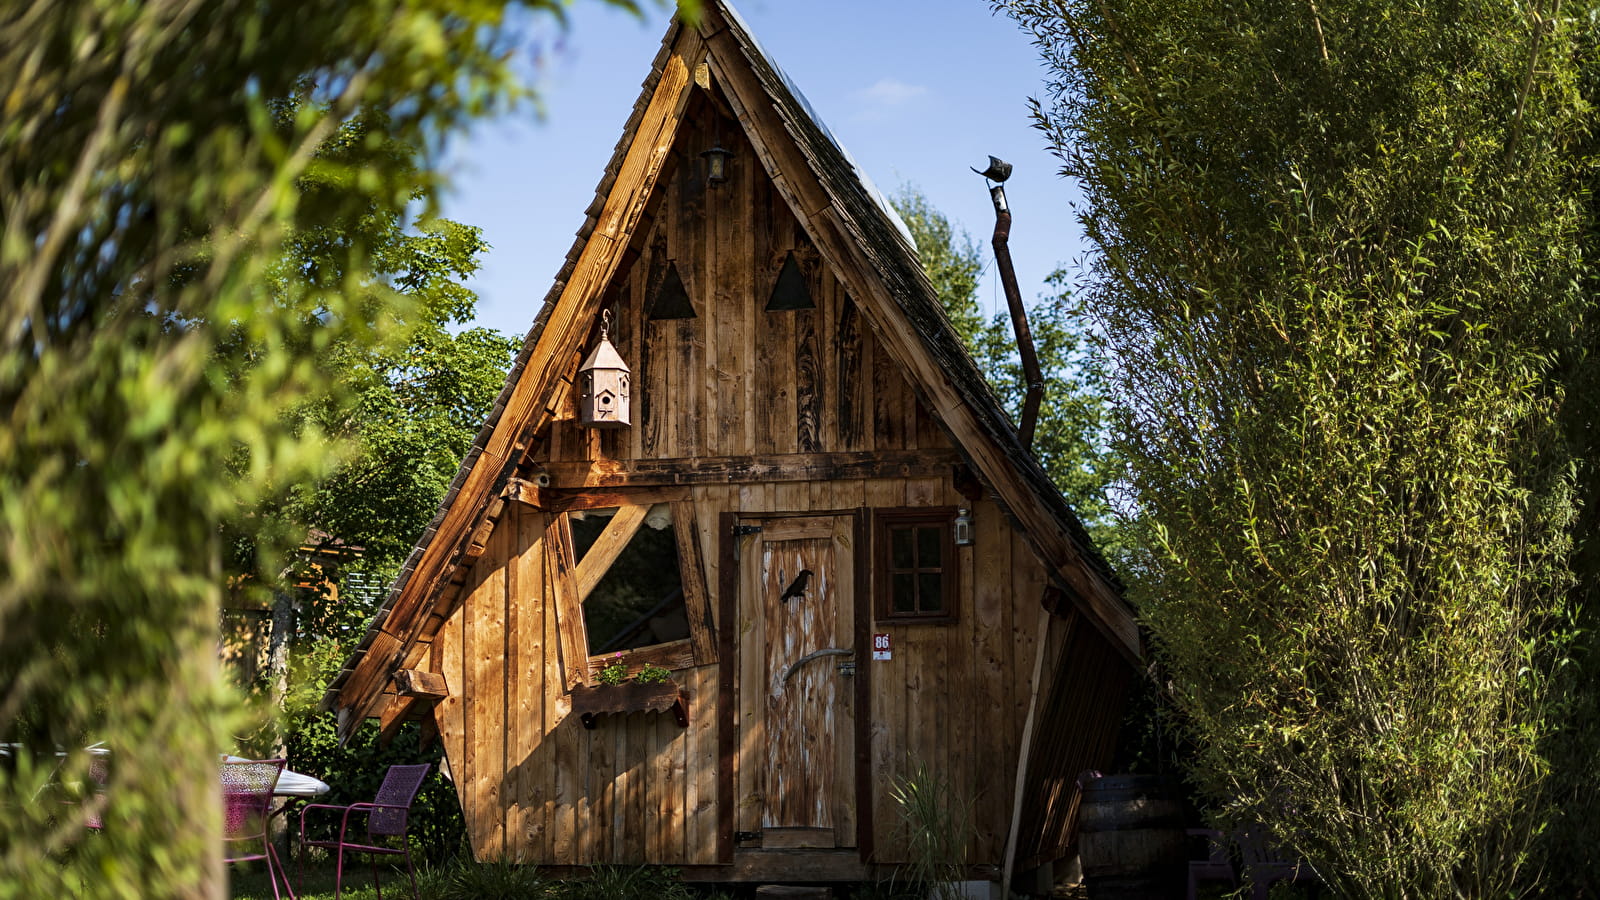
[578,311,631,428]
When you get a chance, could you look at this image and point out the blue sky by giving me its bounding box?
[439,0,1091,339]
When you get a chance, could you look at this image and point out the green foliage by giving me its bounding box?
[557,866,704,900]
[1000,0,1598,895]
[889,187,1123,554]
[425,857,551,900]
[596,655,630,686]
[887,757,973,900]
[278,207,519,573]
[0,0,643,896]
[635,663,672,684]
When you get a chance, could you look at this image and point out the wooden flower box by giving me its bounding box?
[569,680,688,729]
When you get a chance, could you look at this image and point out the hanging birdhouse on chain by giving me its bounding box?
[578,310,631,428]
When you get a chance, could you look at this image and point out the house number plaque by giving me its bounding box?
[872,633,891,661]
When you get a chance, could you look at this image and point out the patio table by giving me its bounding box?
[223,755,330,797]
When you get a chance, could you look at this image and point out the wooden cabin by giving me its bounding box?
[325,1,1140,889]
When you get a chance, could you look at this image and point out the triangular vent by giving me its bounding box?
[765,251,815,311]
[649,262,696,319]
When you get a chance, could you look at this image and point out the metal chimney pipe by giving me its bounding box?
[975,157,1044,449]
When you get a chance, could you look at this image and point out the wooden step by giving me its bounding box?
[754,886,833,900]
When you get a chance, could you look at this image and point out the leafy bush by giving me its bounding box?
[1001,0,1598,895]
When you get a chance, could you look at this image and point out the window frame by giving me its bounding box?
[873,507,959,625]
[545,496,717,692]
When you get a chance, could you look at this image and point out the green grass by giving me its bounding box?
[228,860,745,900]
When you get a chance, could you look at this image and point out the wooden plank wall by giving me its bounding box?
[431,502,721,865]
[855,482,1051,866]
[1013,610,1131,869]
[432,479,1067,869]
[544,87,947,467]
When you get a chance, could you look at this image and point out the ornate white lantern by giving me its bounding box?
[578,310,631,429]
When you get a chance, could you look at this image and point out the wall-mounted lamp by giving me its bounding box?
[701,143,733,185]
[954,508,974,546]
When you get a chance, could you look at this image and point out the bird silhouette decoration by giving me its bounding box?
[779,569,814,604]
[970,155,1013,183]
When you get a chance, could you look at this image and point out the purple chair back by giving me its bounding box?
[367,764,429,837]
[221,758,285,850]
[83,755,109,830]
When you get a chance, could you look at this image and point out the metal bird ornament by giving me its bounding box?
[971,155,1013,183]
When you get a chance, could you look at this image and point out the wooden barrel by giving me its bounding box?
[1077,775,1186,900]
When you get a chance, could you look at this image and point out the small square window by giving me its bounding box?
[875,508,958,623]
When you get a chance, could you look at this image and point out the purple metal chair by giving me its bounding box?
[222,758,295,900]
[1186,828,1237,899]
[298,763,430,900]
[82,754,109,830]
[55,753,109,831]
[1238,825,1315,899]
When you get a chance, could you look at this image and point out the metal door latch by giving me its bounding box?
[837,661,857,677]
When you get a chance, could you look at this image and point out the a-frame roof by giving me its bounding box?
[325,0,1139,737]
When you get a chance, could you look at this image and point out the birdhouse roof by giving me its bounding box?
[323,0,1138,736]
[580,336,630,374]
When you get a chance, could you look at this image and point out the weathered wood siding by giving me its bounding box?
[852,480,1060,866]
[432,480,1110,869]
[543,87,947,467]
[431,502,721,865]
[1014,609,1131,869]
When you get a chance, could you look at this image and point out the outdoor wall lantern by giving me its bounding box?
[701,142,733,186]
[578,310,631,429]
[954,508,974,546]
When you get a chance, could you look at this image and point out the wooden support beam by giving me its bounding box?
[572,504,651,603]
[1001,606,1054,898]
[503,477,543,509]
[465,498,506,559]
[377,692,429,748]
[538,485,689,514]
[393,668,449,700]
[543,449,961,489]
[417,713,440,752]
[545,514,590,689]
[672,501,718,665]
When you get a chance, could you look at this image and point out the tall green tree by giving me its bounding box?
[1000,0,1596,896]
[0,2,645,896]
[891,186,1121,550]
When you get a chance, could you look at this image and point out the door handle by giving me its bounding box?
[780,648,853,684]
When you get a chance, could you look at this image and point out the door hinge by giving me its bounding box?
[733,523,761,561]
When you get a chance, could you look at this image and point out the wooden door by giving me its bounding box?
[735,514,857,849]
